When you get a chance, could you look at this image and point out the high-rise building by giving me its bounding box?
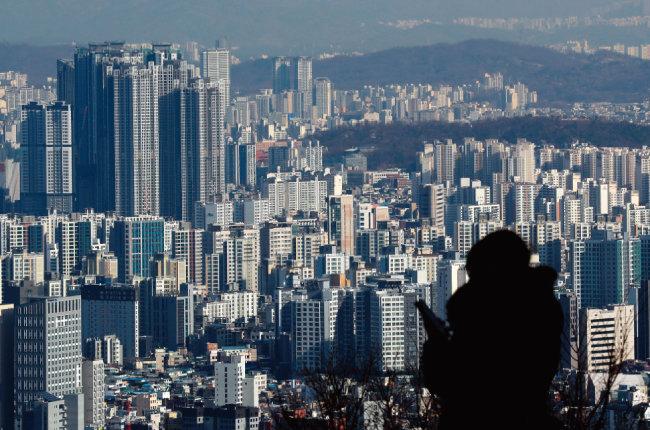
[272,56,312,118]
[295,56,313,118]
[56,59,74,105]
[272,57,293,95]
[73,42,129,213]
[570,232,641,309]
[506,183,539,224]
[3,252,45,283]
[178,80,226,221]
[193,200,234,229]
[201,48,230,106]
[289,283,340,372]
[369,287,405,371]
[56,220,79,278]
[113,65,160,216]
[238,144,257,189]
[419,183,445,226]
[434,139,456,184]
[81,284,139,358]
[294,57,312,95]
[301,140,323,172]
[172,227,204,285]
[157,58,195,220]
[0,304,14,430]
[85,334,124,366]
[292,228,323,270]
[579,305,635,372]
[219,226,260,291]
[73,43,192,215]
[264,177,328,217]
[14,296,82,427]
[436,260,467,318]
[110,217,165,282]
[20,101,73,214]
[313,77,332,119]
[558,292,578,369]
[316,245,350,278]
[81,359,105,428]
[631,282,650,361]
[151,294,193,349]
[327,195,355,255]
[260,221,293,261]
[512,139,536,183]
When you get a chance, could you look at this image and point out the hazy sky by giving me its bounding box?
[0,0,636,56]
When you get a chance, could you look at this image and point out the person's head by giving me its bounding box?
[465,230,530,278]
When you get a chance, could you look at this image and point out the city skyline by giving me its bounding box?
[1,21,650,428]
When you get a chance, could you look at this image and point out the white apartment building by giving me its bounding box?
[370,289,405,371]
[580,305,635,372]
[215,354,246,406]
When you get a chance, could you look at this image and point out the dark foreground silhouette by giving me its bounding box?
[419,230,564,429]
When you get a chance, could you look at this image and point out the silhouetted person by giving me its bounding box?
[419,230,564,429]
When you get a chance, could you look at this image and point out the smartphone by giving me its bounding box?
[416,300,448,339]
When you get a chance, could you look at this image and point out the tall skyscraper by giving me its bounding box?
[238,144,256,189]
[313,77,332,119]
[295,56,312,117]
[113,65,160,216]
[434,139,456,184]
[56,59,74,105]
[20,101,73,214]
[294,57,312,94]
[73,42,126,213]
[178,80,225,222]
[327,195,355,255]
[201,48,231,106]
[14,296,82,428]
[511,183,539,224]
[272,56,312,118]
[511,139,536,183]
[369,288,405,371]
[272,57,293,94]
[156,54,195,220]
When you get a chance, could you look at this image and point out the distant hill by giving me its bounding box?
[4,38,650,103]
[313,116,650,170]
[0,43,74,85]
[232,39,650,103]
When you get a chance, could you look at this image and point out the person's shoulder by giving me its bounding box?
[448,281,473,302]
[446,281,481,318]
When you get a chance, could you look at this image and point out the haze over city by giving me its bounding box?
[2,0,650,429]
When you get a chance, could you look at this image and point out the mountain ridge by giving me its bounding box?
[232,39,650,103]
[313,116,650,170]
